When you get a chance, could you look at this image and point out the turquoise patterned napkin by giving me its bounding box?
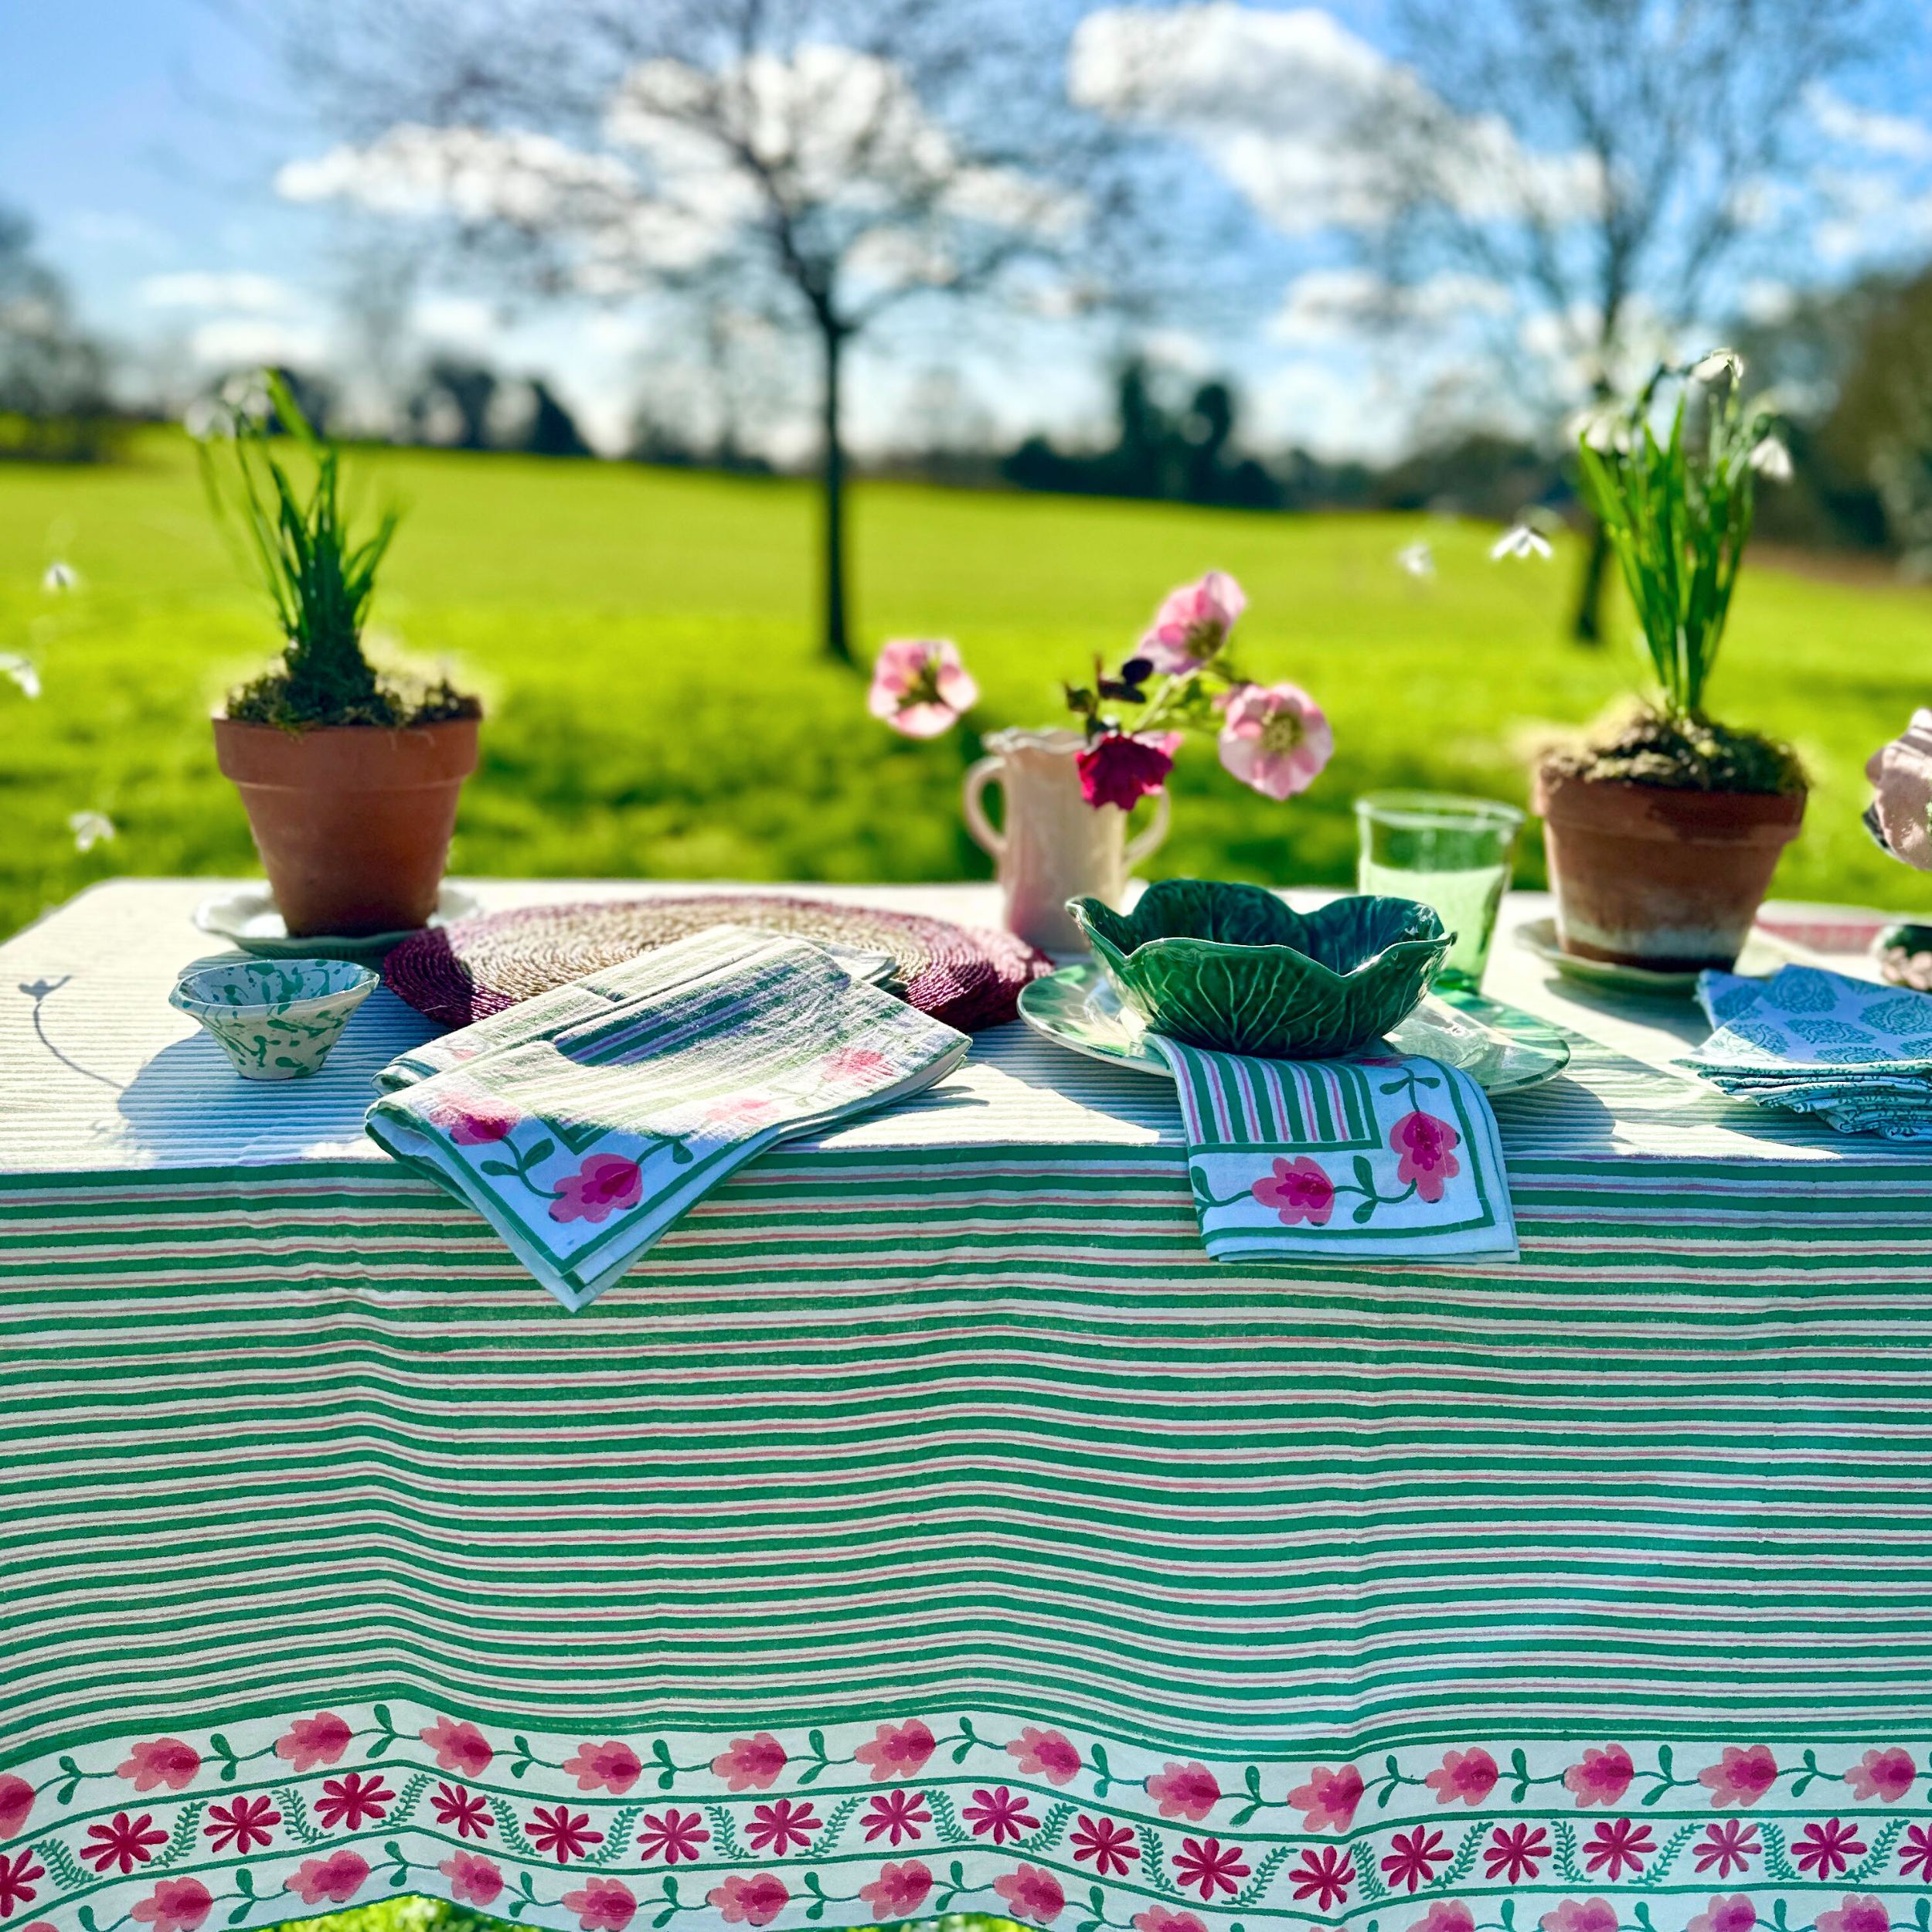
[1152,1039,1518,1262]
[366,927,969,1310]
[1680,964,1932,1138]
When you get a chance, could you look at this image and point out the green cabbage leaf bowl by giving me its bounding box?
[1067,879,1454,1059]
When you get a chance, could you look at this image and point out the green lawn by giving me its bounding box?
[3,429,1930,940]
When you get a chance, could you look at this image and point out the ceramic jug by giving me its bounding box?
[962,726,1170,954]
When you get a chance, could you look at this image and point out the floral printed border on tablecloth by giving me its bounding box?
[6,1709,1932,1932]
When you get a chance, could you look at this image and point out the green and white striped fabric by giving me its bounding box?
[365,927,968,1310]
[9,883,1932,1932]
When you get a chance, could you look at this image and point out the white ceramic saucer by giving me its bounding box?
[192,883,481,962]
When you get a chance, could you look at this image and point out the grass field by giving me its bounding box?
[3,429,1931,941]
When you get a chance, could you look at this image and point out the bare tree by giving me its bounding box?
[270,0,1141,663]
[1365,0,1894,639]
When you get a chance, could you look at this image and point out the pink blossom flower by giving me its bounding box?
[746,1798,818,1855]
[0,1776,32,1840]
[550,1156,645,1226]
[1076,732,1179,812]
[1252,1156,1335,1226]
[1216,682,1333,800]
[1700,1747,1778,1808]
[82,1813,168,1874]
[1287,1764,1364,1832]
[868,638,978,738]
[859,1861,933,1919]
[202,1796,280,1855]
[818,1048,896,1090]
[1539,1902,1619,1932]
[1008,1727,1081,1786]
[636,1811,709,1865]
[431,1784,490,1840]
[426,1090,519,1145]
[1393,1111,1461,1204]
[964,1786,1036,1844]
[1133,1912,1209,1932]
[314,1771,392,1830]
[1070,1815,1139,1876]
[1291,1846,1354,1910]
[1383,1827,1453,1892]
[1696,1822,1759,1877]
[1794,1819,1865,1879]
[285,1851,371,1906]
[130,1877,213,1932]
[420,1717,493,1777]
[1689,1897,1758,1932]
[275,1712,352,1773]
[529,1806,606,1864]
[1583,1818,1652,1879]
[562,1740,644,1795]
[561,1876,637,1931]
[994,1862,1066,1925]
[1139,571,1247,674]
[712,1733,788,1791]
[863,1791,929,1845]
[708,1873,789,1927]
[1424,1747,1498,1806]
[1410,1906,1475,1932]
[117,1739,201,1793]
[1146,1761,1221,1821]
[1817,1899,1890,1932]
[1845,1748,1914,1803]
[854,1719,936,1781]
[441,1852,505,1910]
[1565,1747,1634,1808]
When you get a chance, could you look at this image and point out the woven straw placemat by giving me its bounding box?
[383,895,1051,1034]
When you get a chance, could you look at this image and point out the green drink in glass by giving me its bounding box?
[1355,791,1525,993]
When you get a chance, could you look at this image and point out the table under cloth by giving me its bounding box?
[8,878,1932,1932]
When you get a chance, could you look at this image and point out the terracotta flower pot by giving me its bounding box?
[1532,765,1805,972]
[213,716,479,938]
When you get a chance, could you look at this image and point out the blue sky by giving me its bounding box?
[9,1,1932,461]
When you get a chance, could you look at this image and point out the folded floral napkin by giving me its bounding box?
[1679,963,1932,1139]
[366,925,969,1310]
[1151,1038,1518,1263]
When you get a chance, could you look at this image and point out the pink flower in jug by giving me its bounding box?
[1217,682,1333,800]
[1139,571,1247,673]
[869,638,978,738]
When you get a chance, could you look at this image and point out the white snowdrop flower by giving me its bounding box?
[1691,348,1743,383]
[1490,524,1553,560]
[1,654,40,699]
[1394,541,1436,579]
[68,811,116,852]
[182,397,223,440]
[1750,437,1794,481]
[42,560,78,593]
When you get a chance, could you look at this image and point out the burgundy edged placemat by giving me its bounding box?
[383,894,1050,1034]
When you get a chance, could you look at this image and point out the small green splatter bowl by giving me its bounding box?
[1068,878,1453,1058]
[170,957,379,1081]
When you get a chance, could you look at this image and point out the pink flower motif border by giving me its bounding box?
[5,1710,1932,1932]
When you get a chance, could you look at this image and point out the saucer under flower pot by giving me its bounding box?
[1532,766,1805,973]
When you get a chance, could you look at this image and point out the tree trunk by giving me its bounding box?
[819,321,852,665]
[1570,515,1611,646]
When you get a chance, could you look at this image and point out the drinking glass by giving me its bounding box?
[1355,791,1526,993]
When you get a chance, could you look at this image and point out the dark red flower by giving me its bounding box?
[1172,1836,1250,1900]
[1076,732,1175,811]
[862,1791,929,1845]
[964,1787,1038,1845]
[1584,1818,1654,1879]
[529,1807,604,1865]
[1382,1826,1453,1893]
[1484,1825,1549,1883]
[1794,1818,1866,1879]
[82,1812,169,1875]
[1290,1845,1353,1911]
[1696,1821,1760,1878]
[1900,1824,1932,1882]
[636,1811,709,1866]
[203,1795,281,1855]
[432,1783,492,1841]
[745,1799,818,1855]
[0,1849,45,1917]
[1070,1815,1140,1878]
[315,1772,393,1831]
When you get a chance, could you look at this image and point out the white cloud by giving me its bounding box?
[1070,4,1600,235]
[187,317,332,368]
[1808,83,1932,162]
[1271,267,1510,344]
[413,294,502,349]
[140,271,302,314]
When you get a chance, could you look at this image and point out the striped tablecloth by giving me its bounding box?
[7,879,1932,1932]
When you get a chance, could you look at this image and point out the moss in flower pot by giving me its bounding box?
[1068,877,1452,1057]
[1536,352,1810,971]
[200,370,481,937]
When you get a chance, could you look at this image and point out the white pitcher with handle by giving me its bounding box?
[962,726,1170,954]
